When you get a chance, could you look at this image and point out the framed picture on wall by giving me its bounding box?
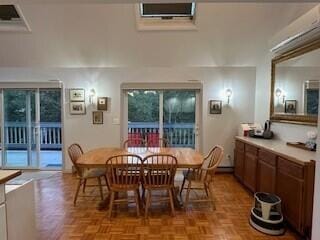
[70,102,86,115]
[209,100,222,114]
[285,100,297,114]
[97,97,108,111]
[70,88,85,102]
[92,111,103,124]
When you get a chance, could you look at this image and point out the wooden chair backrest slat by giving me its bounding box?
[68,143,84,176]
[200,145,224,182]
[142,154,177,187]
[106,154,142,188]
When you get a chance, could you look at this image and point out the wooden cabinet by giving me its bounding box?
[276,167,304,231]
[234,141,245,181]
[243,150,257,192]
[257,150,276,193]
[234,139,315,239]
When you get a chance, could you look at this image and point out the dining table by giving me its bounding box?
[76,147,204,210]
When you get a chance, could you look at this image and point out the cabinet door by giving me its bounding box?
[243,152,257,192]
[234,149,244,181]
[257,160,276,193]
[276,170,304,232]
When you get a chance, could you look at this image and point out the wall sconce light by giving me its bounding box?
[225,88,232,104]
[89,88,96,104]
[275,88,285,104]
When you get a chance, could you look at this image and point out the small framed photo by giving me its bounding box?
[97,97,108,111]
[285,100,297,114]
[93,111,103,124]
[70,102,86,115]
[209,100,222,114]
[70,88,85,102]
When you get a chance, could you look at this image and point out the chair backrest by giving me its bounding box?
[68,143,84,176]
[200,145,224,182]
[106,154,142,189]
[123,137,146,148]
[142,154,177,187]
[147,134,169,148]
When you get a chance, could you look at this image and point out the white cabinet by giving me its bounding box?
[6,180,36,240]
[0,184,5,204]
[0,204,7,240]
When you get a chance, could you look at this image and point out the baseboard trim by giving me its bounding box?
[217,166,234,173]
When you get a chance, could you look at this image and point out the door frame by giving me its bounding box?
[120,82,203,151]
[0,82,64,170]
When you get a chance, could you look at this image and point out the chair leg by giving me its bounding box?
[98,177,104,200]
[82,179,87,193]
[168,189,175,217]
[208,183,216,211]
[108,191,115,219]
[184,180,192,210]
[74,179,82,206]
[134,189,140,217]
[204,183,209,197]
[145,190,151,218]
[180,176,186,196]
[104,175,110,190]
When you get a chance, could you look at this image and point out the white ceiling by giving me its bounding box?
[0,2,316,67]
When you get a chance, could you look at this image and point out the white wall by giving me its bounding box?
[0,67,255,171]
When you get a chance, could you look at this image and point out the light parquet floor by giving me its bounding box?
[34,173,300,240]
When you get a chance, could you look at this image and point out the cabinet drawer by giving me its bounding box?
[245,144,258,155]
[0,185,5,205]
[259,149,276,166]
[278,157,304,179]
[235,140,245,152]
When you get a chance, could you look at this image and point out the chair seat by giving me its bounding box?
[82,168,106,178]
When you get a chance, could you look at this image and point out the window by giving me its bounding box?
[136,3,197,31]
[0,5,30,32]
[140,3,195,19]
[0,5,20,21]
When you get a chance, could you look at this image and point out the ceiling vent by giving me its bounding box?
[0,5,31,32]
[136,3,196,31]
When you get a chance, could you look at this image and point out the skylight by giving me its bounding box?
[140,3,195,19]
[0,5,30,32]
[0,5,20,21]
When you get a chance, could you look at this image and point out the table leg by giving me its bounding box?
[98,192,110,210]
[173,186,183,209]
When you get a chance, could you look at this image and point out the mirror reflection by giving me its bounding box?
[273,48,320,117]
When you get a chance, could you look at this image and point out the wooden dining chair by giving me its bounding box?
[123,137,146,148]
[147,134,169,148]
[68,143,107,206]
[180,145,224,210]
[106,154,142,219]
[142,154,178,218]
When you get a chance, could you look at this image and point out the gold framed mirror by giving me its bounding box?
[270,39,320,126]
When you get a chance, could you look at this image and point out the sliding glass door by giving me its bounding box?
[3,89,37,168]
[39,89,62,169]
[1,87,63,170]
[126,89,200,149]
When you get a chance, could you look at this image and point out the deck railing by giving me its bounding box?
[128,122,195,147]
[4,122,62,150]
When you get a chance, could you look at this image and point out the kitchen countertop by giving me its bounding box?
[235,136,317,165]
[0,170,21,185]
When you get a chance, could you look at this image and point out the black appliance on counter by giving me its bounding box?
[249,120,273,139]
